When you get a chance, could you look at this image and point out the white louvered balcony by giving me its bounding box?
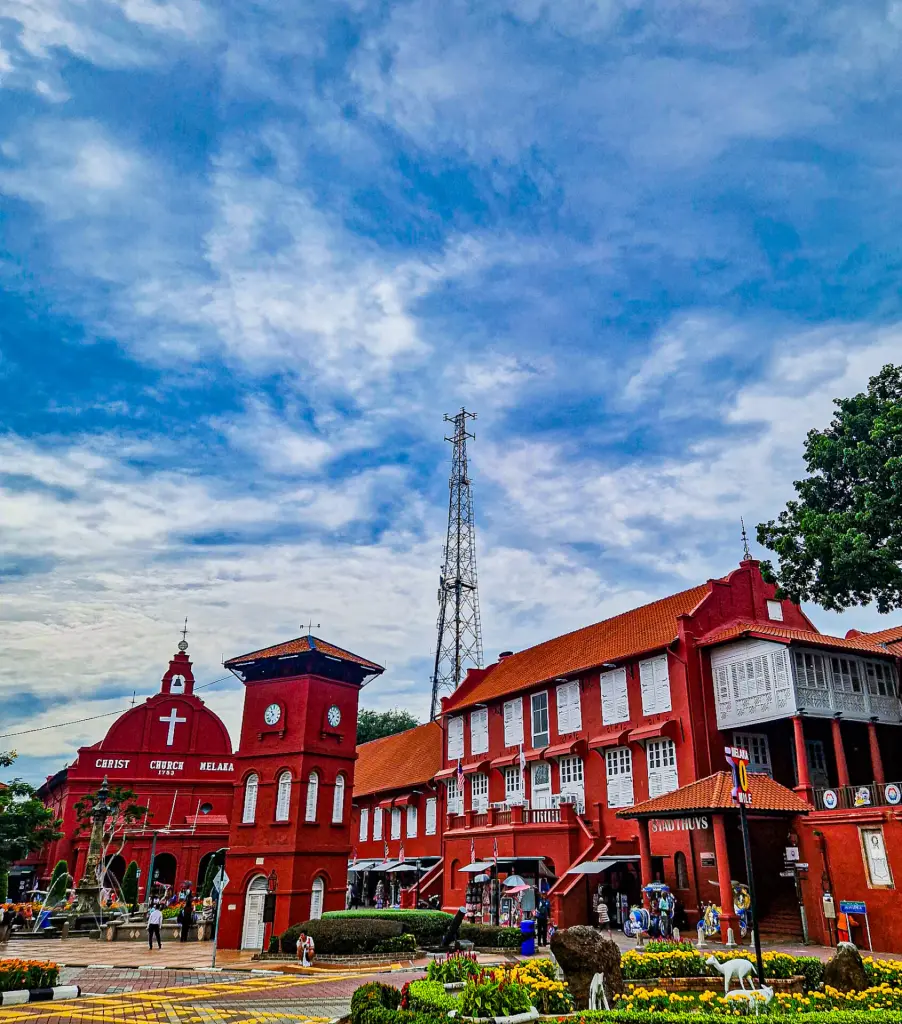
[711,640,901,730]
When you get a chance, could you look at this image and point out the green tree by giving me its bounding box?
[0,865,7,902]
[47,859,70,902]
[356,708,420,745]
[122,860,139,911]
[73,785,149,837]
[0,772,62,888]
[758,363,902,613]
[201,853,225,898]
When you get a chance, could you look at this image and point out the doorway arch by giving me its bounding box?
[310,876,325,921]
[103,854,126,885]
[152,852,177,899]
[197,851,217,893]
[241,875,268,950]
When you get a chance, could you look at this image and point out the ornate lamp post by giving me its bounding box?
[75,776,111,915]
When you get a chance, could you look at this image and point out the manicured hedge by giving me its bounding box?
[280,917,403,954]
[563,1013,902,1023]
[374,933,418,954]
[0,960,59,993]
[620,948,824,988]
[351,982,401,1024]
[459,922,521,947]
[405,980,460,1015]
[323,909,452,944]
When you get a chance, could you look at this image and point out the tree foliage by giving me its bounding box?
[73,786,150,837]
[0,764,62,872]
[356,708,420,745]
[201,854,224,898]
[122,860,139,911]
[47,859,70,901]
[758,364,902,613]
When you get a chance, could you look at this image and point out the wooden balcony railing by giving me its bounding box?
[813,781,902,811]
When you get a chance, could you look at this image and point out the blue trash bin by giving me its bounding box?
[520,918,536,956]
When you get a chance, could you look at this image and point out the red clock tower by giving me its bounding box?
[216,633,384,950]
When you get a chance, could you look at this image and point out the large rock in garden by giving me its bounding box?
[550,925,623,1009]
[824,942,869,993]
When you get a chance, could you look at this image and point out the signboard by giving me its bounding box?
[724,746,752,805]
[822,895,836,920]
[795,862,809,870]
[822,789,839,810]
[784,847,800,862]
[779,870,795,878]
[885,783,902,805]
[212,869,229,895]
[840,900,867,915]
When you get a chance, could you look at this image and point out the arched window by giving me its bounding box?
[675,851,689,890]
[305,771,319,822]
[242,773,258,823]
[310,876,325,920]
[332,774,345,823]
[275,771,292,822]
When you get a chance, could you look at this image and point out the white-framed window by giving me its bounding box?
[639,655,672,716]
[605,746,634,808]
[447,776,463,816]
[646,738,679,797]
[310,876,325,920]
[559,755,584,791]
[831,656,864,694]
[531,692,550,747]
[359,806,370,842]
[373,806,383,840]
[862,827,894,888]
[305,771,319,822]
[242,773,258,823]
[766,600,784,621]
[556,680,582,735]
[866,661,896,697]
[425,797,437,835]
[794,650,828,689]
[447,717,464,760]
[600,667,629,725]
[504,765,523,803]
[470,707,489,755]
[391,806,402,839]
[503,698,524,746]
[471,772,489,813]
[332,774,345,823]
[733,732,772,776]
[406,804,417,837]
[275,771,291,822]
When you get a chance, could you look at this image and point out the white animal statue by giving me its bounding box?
[588,973,610,1011]
[706,955,758,994]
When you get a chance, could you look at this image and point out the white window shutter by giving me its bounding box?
[513,700,523,743]
[332,775,345,823]
[600,672,614,724]
[655,657,672,712]
[305,772,319,822]
[568,682,582,732]
[359,807,369,842]
[242,774,258,823]
[471,708,488,755]
[373,807,383,840]
[276,772,291,822]
[503,701,516,746]
[639,659,657,715]
[425,797,437,835]
[406,804,417,837]
[448,717,464,759]
[556,682,570,735]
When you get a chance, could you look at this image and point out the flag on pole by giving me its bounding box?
[470,837,476,864]
[518,742,527,785]
[399,845,406,863]
[457,757,465,789]
[493,838,498,863]
[384,840,389,861]
[351,847,358,864]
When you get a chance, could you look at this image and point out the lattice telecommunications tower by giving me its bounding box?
[430,408,485,720]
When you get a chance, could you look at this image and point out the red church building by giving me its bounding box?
[35,642,235,900]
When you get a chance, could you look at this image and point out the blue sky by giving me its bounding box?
[2,0,902,786]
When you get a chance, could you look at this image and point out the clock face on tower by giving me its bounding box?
[264,703,282,726]
[327,704,341,728]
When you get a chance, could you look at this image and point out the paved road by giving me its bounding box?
[0,967,425,1024]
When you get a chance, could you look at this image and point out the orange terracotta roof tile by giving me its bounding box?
[854,624,902,646]
[444,584,711,711]
[225,634,383,672]
[354,721,443,797]
[698,622,891,656]
[617,771,810,818]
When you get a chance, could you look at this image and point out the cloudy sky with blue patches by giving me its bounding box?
[3,0,902,785]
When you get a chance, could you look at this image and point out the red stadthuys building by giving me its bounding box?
[215,634,383,950]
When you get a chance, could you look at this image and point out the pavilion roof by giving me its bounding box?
[616,771,810,819]
[225,634,383,672]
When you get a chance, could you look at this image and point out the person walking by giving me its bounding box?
[147,904,163,950]
[179,893,194,942]
[597,896,612,935]
[535,894,550,947]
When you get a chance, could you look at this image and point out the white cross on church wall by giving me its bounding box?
[160,707,187,746]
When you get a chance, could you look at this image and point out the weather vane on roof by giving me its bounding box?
[740,518,752,561]
[178,617,189,652]
[303,620,321,636]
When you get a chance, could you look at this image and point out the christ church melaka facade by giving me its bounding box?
[34,646,237,901]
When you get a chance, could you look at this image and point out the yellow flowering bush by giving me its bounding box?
[612,982,902,1015]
